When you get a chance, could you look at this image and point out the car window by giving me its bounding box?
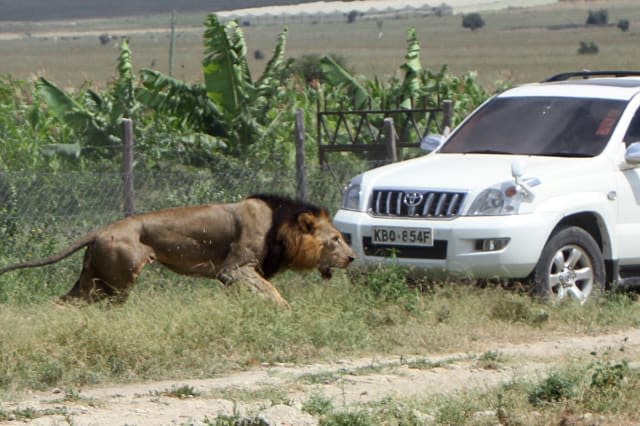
[624,109,640,146]
[440,97,625,157]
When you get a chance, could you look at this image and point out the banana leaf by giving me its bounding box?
[398,28,423,109]
[37,77,104,138]
[138,69,225,135]
[37,77,117,149]
[112,38,135,119]
[320,55,369,110]
[255,27,289,95]
[203,14,251,116]
[37,77,89,125]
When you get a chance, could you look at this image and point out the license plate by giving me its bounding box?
[372,227,433,246]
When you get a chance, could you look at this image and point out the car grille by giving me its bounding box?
[369,190,466,218]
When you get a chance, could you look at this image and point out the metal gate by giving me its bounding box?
[316,99,452,167]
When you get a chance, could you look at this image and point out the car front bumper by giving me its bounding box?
[333,209,561,279]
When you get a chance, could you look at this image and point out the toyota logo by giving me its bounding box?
[403,192,424,207]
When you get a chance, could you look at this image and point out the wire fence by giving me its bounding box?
[0,157,374,250]
[0,109,426,261]
[0,159,385,280]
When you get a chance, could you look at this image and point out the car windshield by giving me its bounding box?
[440,96,626,157]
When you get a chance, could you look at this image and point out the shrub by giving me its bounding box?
[302,392,334,416]
[346,10,361,24]
[321,410,371,425]
[291,54,348,84]
[577,41,599,55]
[352,261,417,308]
[462,13,485,31]
[586,9,608,25]
[161,384,201,398]
[528,371,579,406]
[590,360,628,393]
[490,297,548,325]
[617,19,630,32]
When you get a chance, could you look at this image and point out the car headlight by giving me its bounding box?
[469,188,509,215]
[467,178,539,216]
[342,175,363,211]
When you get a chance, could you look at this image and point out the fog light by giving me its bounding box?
[476,238,510,252]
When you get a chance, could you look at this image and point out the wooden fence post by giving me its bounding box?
[442,99,453,132]
[295,109,307,201]
[383,117,398,163]
[122,118,135,217]
[316,97,328,169]
[169,10,176,76]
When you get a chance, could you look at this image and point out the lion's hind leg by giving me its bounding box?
[58,235,150,305]
[57,246,109,304]
[224,264,290,309]
[59,277,121,305]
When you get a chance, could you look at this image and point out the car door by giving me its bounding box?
[616,104,640,263]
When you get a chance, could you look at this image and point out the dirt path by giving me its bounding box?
[2,329,639,425]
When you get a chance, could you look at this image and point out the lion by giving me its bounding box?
[0,194,355,308]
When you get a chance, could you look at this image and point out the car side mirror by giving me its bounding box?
[420,134,444,153]
[624,142,640,165]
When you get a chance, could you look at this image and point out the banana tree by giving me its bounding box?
[36,39,137,160]
[137,69,224,137]
[139,14,292,155]
[318,27,488,143]
[320,28,432,110]
[203,14,291,153]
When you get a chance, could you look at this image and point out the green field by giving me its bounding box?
[1,1,639,90]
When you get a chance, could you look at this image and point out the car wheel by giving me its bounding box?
[532,226,605,304]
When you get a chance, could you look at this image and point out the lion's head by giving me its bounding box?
[280,209,355,279]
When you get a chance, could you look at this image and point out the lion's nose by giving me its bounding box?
[347,255,355,263]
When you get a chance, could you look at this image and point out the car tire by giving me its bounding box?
[532,226,605,304]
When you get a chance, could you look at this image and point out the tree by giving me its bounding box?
[201,15,291,154]
[462,13,485,31]
[586,9,608,25]
[346,10,360,24]
[618,19,630,32]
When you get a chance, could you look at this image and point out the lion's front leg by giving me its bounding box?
[220,264,290,309]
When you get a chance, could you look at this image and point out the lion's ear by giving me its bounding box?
[297,212,317,234]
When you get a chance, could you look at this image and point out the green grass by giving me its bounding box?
[1,1,640,90]
[1,263,640,394]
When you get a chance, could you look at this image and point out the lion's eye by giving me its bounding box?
[332,235,341,243]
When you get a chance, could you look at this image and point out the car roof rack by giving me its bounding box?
[543,70,640,82]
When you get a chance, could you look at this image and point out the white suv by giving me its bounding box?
[334,71,640,304]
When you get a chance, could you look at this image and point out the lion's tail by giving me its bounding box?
[0,232,96,276]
